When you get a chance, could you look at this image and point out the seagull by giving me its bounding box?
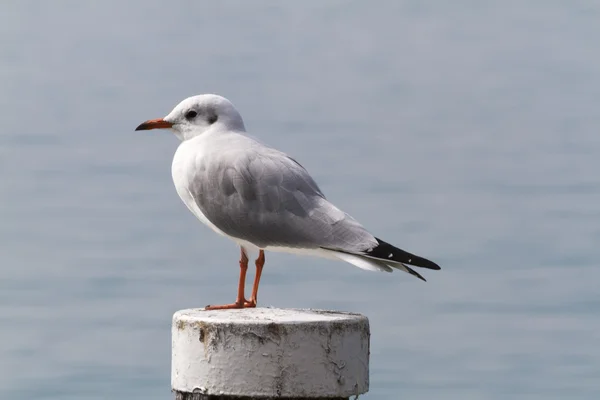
[136,94,441,310]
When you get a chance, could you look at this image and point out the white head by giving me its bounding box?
[135,94,246,140]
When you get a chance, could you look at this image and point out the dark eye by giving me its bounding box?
[185,110,197,120]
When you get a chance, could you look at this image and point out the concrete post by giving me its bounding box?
[172,308,370,399]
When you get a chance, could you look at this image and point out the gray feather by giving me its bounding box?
[188,134,378,251]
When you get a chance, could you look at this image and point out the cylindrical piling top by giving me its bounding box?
[172,308,370,399]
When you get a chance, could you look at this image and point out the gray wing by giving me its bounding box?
[189,143,377,251]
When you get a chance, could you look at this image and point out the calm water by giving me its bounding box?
[1,1,600,399]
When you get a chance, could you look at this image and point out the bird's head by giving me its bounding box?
[135,94,245,141]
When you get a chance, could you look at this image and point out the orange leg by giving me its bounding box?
[205,248,251,310]
[244,250,265,307]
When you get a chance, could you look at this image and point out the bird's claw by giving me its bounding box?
[204,298,257,310]
[243,299,257,308]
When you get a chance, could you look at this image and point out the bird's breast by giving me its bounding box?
[171,141,228,238]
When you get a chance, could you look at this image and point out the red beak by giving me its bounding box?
[135,118,173,131]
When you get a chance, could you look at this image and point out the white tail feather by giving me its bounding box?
[326,250,393,273]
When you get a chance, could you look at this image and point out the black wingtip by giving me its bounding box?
[429,262,442,270]
[405,265,427,282]
[369,238,441,271]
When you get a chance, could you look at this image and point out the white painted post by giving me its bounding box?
[172,308,370,400]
